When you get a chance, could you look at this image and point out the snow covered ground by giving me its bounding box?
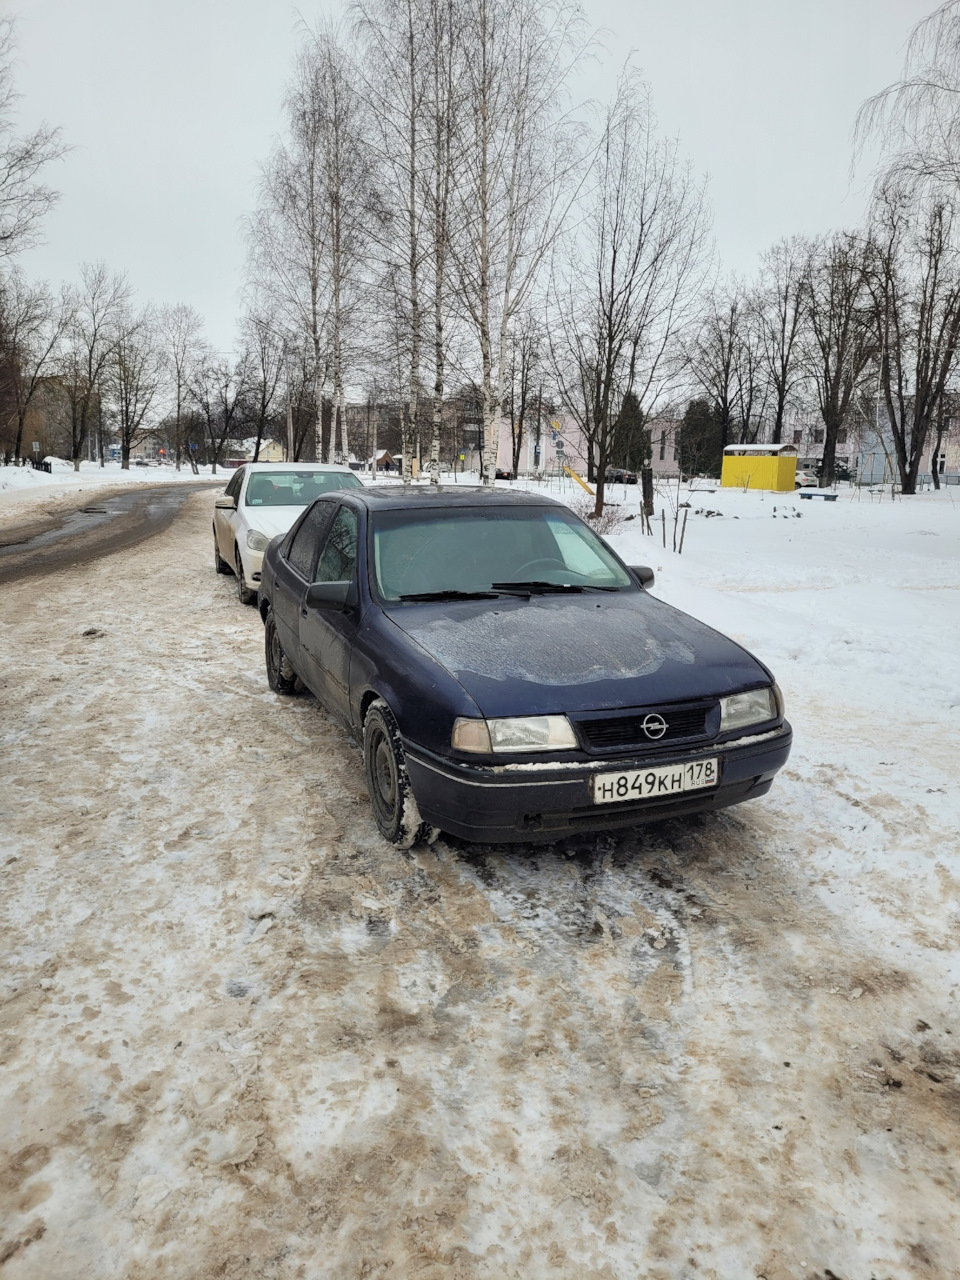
[1,476,959,1279]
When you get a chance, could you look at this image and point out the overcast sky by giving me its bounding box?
[12,0,933,352]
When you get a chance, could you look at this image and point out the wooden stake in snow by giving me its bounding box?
[678,507,689,555]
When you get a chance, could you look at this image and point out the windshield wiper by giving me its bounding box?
[490,580,619,595]
[397,589,501,602]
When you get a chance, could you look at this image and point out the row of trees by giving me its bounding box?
[7,2,960,503]
[681,2,960,497]
[0,266,300,472]
[246,0,960,511]
[684,195,960,494]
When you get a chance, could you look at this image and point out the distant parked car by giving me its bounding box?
[794,470,819,488]
[213,462,363,603]
[605,466,637,484]
[495,467,513,480]
[257,486,792,846]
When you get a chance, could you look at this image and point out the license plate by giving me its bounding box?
[593,758,718,805]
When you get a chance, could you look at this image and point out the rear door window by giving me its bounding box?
[314,507,358,583]
[225,467,244,499]
[287,503,334,580]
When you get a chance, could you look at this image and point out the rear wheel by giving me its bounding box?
[235,546,256,605]
[264,609,297,695]
[363,700,431,848]
[213,529,229,574]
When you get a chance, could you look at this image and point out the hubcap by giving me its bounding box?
[374,735,397,811]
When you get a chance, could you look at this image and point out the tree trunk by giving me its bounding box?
[641,464,654,518]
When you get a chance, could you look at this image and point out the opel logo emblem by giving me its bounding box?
[641,713,668,740]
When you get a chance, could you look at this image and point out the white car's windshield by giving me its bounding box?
[245,470,361,508]
[372,506,633,600]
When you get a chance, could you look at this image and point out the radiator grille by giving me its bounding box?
[577,704,712,751]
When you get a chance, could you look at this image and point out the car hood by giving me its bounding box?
[242,505,309,539]
[387,591,769,717]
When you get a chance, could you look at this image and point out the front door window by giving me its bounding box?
[315,507,358,583]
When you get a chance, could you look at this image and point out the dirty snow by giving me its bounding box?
[1,479,959,1279]
[0,459,216,535]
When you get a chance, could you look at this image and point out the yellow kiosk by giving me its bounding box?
[721,443,798,492]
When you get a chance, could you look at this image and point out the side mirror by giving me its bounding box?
[214,495,236,510]
[304,580,354,611]
[628,564,655,590]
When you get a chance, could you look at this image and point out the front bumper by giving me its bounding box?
[404,722,792,843]
[241,546,264,585]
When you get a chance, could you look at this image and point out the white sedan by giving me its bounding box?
[213,462,363,603]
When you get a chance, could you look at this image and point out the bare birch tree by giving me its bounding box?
[354,0,431,481]
[249,22,377,465]
[157,303,204,471]
[454,0,589,485]
[423,0,461,483]
[551,70,711,515]
[62,263,130,471]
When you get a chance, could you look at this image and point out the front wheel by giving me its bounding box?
[264,609,297,695]
[363,700,430,848]
[235,546,256,605]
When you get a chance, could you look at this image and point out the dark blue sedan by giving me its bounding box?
[257,487,792,846]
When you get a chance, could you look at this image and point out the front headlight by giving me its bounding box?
[246,529,270,553]
[452,715,578,754]
[719,685,780,733]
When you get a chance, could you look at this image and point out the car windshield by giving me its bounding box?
[371,505,633,601]
[245,470,361,508]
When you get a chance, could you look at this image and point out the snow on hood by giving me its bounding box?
[244,505,309,540]
[390,591,767,717]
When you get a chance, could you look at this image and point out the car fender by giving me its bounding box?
[349,610,484,755]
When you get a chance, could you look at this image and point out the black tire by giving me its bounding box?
[213,529,230,574]
[363,699,430,848]
[235,546,256,605]
[264,609,297,695]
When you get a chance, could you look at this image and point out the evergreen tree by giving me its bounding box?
[679,397,723,477]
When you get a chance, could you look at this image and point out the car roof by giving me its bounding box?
[241,462,356,474]
[244,465,358,476]
[336,485,564,511]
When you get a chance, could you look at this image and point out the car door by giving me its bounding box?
[298,503,360,721]
[270,499,337,679]
[214,467,245,561]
